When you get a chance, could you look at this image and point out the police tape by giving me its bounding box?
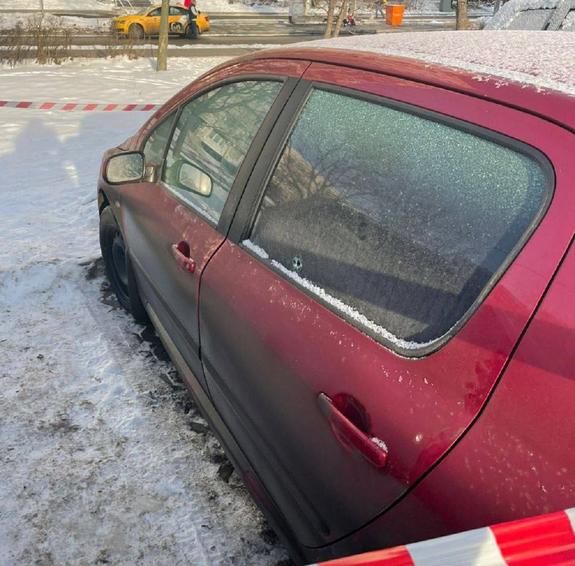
[0,100,158,112]
[312,508,575,565]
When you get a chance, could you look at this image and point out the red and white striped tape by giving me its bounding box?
[0,100,158,112]
[313,508,575,565]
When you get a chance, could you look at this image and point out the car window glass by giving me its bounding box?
[148,8,160,16]
[248,89,550,350]
[143,113,177,168]
[169,6,186,15]
[163,81,282,224]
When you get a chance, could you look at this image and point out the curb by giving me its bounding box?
[0,100,158,111]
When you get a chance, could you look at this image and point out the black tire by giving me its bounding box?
[171,22,183,33]
[99,206,148,323]
[128,24,145,39]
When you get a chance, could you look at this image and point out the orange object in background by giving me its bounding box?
[385,4,405,25]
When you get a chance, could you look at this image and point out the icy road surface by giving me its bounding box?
[0,57,287,565]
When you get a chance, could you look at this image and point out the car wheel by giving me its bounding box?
[128,24,145,39]
[99,206,148,323]
[172,22,183,33]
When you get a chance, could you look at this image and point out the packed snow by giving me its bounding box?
[300,31,575,97]
[0,55,288,565]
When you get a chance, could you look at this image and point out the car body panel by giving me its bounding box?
[318,239,575,562]
[242,45,575,133]
[197,62,575,547]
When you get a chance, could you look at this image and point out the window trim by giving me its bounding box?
[140,75,299,234]
[142,109,178,170]
[232,80,555,358]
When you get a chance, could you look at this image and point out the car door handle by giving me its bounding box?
[318,392,388,469]
[171,241,196,273]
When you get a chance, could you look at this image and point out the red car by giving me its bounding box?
[97,32,575,564]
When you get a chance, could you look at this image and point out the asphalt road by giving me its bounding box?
[0,10,475,58]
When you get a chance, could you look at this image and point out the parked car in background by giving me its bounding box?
[113,4,209,39]
[97,31,575,564]
[486,0,575,30]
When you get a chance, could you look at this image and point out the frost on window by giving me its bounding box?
[249,89,549,348]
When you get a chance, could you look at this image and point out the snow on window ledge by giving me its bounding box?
[241,239,441,352]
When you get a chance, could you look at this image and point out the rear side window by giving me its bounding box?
[247,89,550,351]
[163,81,282,224]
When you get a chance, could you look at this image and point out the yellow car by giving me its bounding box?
[113,4,210,39]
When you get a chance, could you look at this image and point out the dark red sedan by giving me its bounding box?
[97,32,575,564]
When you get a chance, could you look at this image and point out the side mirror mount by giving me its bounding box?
[105,151,145,185]
[178,162,213,197]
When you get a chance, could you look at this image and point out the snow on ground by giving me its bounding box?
[0,55,288,565]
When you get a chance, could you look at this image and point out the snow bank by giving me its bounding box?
[299,31,575,97]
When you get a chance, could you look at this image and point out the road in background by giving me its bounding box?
[0,9,480,59]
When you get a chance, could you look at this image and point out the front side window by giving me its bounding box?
[147,8,161,16]
[163,81,282,224]
[248,89,550,350]
[143,113,177,169]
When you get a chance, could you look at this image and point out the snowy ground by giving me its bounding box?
[0,56,289,565]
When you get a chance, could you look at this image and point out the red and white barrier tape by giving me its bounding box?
[0,100,158,112]
[313,508,575,565]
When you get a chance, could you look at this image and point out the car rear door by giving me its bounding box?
[198,64,575,547]
[116,61,309,388]
[168,6,187,33]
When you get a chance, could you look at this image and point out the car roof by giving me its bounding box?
[246,31,575,132]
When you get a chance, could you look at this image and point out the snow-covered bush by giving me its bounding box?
[0,15,72,66]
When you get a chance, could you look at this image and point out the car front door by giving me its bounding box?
[116,72,301,387]
[146,8,161,34]
[198,64,575,547]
